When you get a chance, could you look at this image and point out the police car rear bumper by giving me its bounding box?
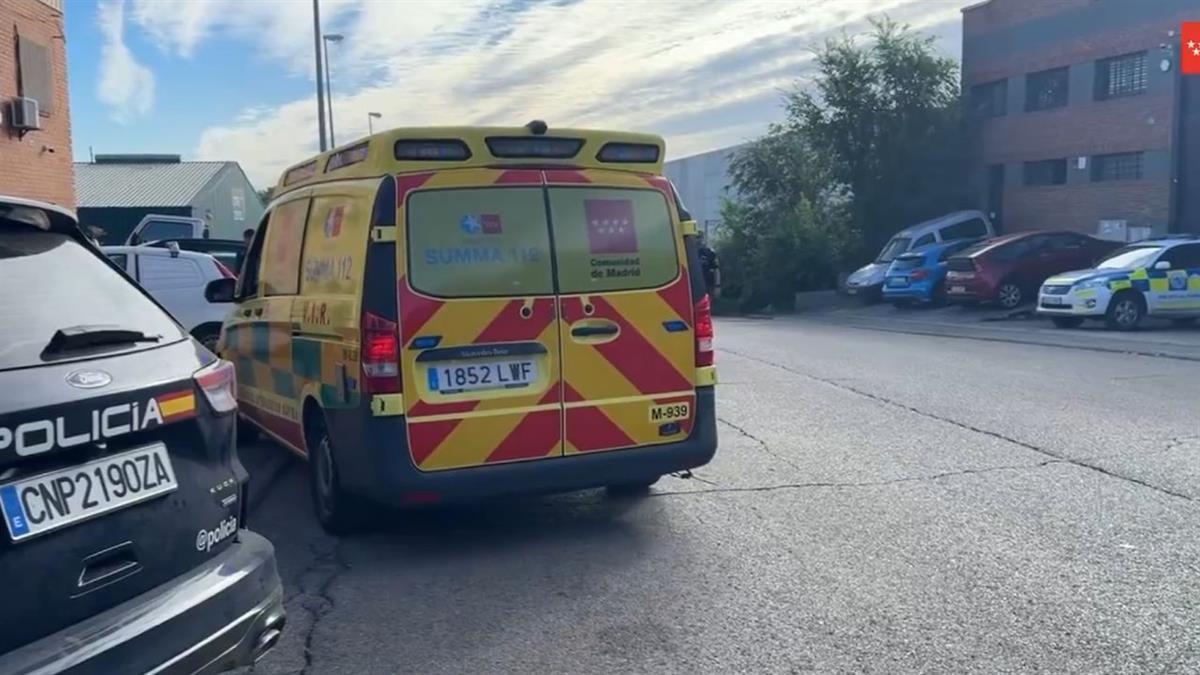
[0,530,285,675]
[333,386,718,505]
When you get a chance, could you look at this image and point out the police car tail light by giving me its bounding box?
[362,312,401,394]
[694,294,715,367]
[195,360,238,414]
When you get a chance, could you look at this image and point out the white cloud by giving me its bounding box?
[97,0,155,123]
[175,0,964,187]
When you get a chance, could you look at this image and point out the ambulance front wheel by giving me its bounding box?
[606,476,661,496]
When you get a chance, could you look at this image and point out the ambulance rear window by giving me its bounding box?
[406,187,554,298]
[548,187,679,293]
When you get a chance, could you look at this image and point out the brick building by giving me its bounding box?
[963,0,1199,238]
[0,0,73,208]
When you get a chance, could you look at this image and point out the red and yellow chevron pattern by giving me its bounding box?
[397,167,697,472]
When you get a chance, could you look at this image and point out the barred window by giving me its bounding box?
[1091,152,1143,182]
[1025,67,1069,112]
[1023,159,1067,186]
[1095,52,1147,100]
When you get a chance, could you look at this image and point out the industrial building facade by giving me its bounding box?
[0,0,74,208]
[663,145,742,239]
[963,0,1199,238]
[75,154,265,244]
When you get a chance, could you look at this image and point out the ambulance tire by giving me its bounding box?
[306,409,368,536]
[606,477,660,496]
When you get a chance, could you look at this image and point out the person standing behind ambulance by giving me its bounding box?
[698,232,720,297]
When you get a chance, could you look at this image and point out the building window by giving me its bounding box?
[17,36,54,115]
[1025,67,1069,112]
[1091,152,1143,182]
[970,79,1007,118]
[1095,51,1147,100]
[1023,159,1067,186]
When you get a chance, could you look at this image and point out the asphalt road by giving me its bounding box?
[237,317,1200,675]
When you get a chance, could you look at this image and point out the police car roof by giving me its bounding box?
[274,124,667,195]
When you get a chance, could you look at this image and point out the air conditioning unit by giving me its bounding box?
[1096,219,1128,242]
[8,97,40,131]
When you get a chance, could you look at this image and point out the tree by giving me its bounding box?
[789,17,966,260]
[718,17,966,311]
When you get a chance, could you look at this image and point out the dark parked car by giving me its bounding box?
[944,231,1120,309]
[0,196,284,674]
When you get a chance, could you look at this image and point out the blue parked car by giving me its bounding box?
[882,238,982,306]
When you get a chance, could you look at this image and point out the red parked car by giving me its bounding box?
[944,231,1120,309]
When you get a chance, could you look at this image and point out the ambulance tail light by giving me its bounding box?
[694,294,714,367]
[362,312,401,394]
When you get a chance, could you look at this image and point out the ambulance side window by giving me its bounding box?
[301,196,363,296]
[260,198,312,297]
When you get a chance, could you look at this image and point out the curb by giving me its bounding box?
[820,316,1200,363]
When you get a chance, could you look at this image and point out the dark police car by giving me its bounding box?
[0,197,284,674]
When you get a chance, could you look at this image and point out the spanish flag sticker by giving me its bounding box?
[156,390,196,422]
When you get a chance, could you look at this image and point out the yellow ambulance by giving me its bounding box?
[212,122,717,532]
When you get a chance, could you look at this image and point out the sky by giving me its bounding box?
[66,0,965,190]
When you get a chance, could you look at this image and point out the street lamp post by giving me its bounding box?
[368,112,382,135]
[311,0,327,151]
[322,33,344,148]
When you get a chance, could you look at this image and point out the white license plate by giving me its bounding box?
[886,277,906,287]
[1042,296,1065,306]
[951,286,966,294]
[846,287,858,295]
[427,360,538,393]
[0,444,177,542]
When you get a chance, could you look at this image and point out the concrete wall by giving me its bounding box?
[190,164,266,240]
[0,0,74,208]
[663,145,743,238]
[962,0,1195,236]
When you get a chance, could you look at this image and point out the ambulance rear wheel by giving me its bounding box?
[607,477,660,496]
[307,411,367,535]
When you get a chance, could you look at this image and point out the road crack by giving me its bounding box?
[296,538,348,675]
[718,417,806,472]
[650,459,1067,498]
[721,347,1199,506]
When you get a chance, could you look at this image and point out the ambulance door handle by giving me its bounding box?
[570,320,619,344]
[572,325,617,337]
